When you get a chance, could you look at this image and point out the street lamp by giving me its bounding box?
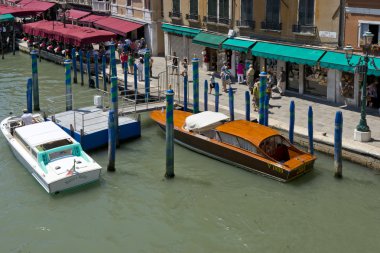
[344,31,378,142]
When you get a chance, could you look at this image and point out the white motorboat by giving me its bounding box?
[1,114,102,194]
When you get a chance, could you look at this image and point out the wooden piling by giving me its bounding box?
[94,53,99,89]
[86,51,91,88]
[204,80,208,111]
[144,52,150,101]
[26,78,32,113]
[102,54,107,91]
[124,61,128,92]
[165,87,175,179]
[72,48,78,84]
[192,58,199,113]
[264,94,269,126]
[64,59,73,111]
[0,32,3,60]
[334,111,343,178]
[107,110,116,172]
[79,49,84,86]
[289,100,295,144]
[215,82,219,112]
[308,106,314,155]
[110,43,117,78]
[111,76,119,148]
[134,63,138,91]
[30,50,40,111]
[228,86,234,121]
[184,74,188,111]
[12,20,15,55]
[245,91,250,121]
[259,70,267,125]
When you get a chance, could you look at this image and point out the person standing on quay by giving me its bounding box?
[237,60,245,84]
[137,57,144,81]
[247,64,255,94]
[128,52,134,74]
[276,69,286,96]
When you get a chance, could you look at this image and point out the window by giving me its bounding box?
[304,65,328,97]
[359,23,380,46]
[241,0,253,22]
[127,0,131,6]
[298,0,314,25]
[172,0,180,13]
[219,0,229,19]
[208,0,217,17]
[265,0,280,25]
[144,0,150,10]
[190,0,198,15]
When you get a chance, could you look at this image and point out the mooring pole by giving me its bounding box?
[124,61,128,92]
[204,80,208,111]
[134,63,138,91]
[0,32,3,60]
[184,74,188,111]
[245,91,250,121]
[111,76,119,148]
[64,59,73,111]
[144,52,150,102]
[102,54,107,91]
[110,42,117,78]
[72,48,78,84]
[30,50,40,111]
[192,58,199,113]
[12,20,15,55]
[289,100,295,144]
[86,51,91,87]
[259,70,267,125]
[26,78,33,113]
[264,93,269,126]
[79,49,84,86]
[334,111,343,178]
[165,87,175,179]
[308,106,314,155]
[215,83,219,112]
[107,109,116,172]
[94,53,99,89]
[229,86,234,121]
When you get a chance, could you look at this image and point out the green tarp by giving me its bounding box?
[222,38,256,53]
[368,58,380,76]
[0,14,14,23]
[251,42,326,66]
[319,52,361,73]
[161,23,200,38]
[192,32,227,49]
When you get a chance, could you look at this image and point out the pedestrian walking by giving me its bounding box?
[120,51,128,70]
[252,79,260,111]
[237,60,245,84]
[220,62,231,92]
[276,69,286,96]
[137,57,144,81]
[246,64,255,94]
[209,72,216,94]
[128,52,134,74]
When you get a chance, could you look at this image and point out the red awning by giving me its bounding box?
[78,14,107,26]
[65,9,90,21]
[0,4,42,17]
[23,20,116,46]
[94,17,143,37]
[20,0,55,12]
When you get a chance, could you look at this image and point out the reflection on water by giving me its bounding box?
[0,52,380,252]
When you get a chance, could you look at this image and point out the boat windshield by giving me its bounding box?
[36,138,73,152]
[259,135,291,162]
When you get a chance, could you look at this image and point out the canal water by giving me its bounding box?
[0,52,380,252]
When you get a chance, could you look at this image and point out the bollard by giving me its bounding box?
[124,61,128,92]
[111,76,119,148]
[165,87,175,179]
[72,48,78,84]
[110,43,117,77]
[289,100,295,144]
[308,106,314,155]
[86,51,91,88]
[79,49,84,86]
[228,86,234,121]
[144,52,150,101]
[215,82,219,112]
[259,70,267,125]
[245,91,250,121]
[64,59,73,111]
[192,58,199,113]
[134,63,138,91]
[102,54,107,91]
[94,53,99,89]
[26,78,33,113]
[30,50,40,111]
[184,74,188,111]
[334,111,343,178]
[204,80,208,111]
[107,110,116,172]
[264,93,269,126]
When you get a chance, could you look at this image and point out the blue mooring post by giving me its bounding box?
[26,78,33,113]
[30,50,40,111]
[64,59,73,111]
[124,61,128,92]
[308,106,314,155]
[94,53,99,89]
[86,51,91,87]
[289,100,295,144]
[110,43,117,78]
[229,87,234,121]
[215,83,219,112]
[204,80,208,111]
[71,48,77,84]
[245,91,250,121]
[102,54,107,91]
[107,109,116,172]
[184,74,188,111]
[165,87,175,179]
[79,49,84,86]
[192,58,199,113]
[134,63,138,91]
[259,70,267,125]
[334,111,343,178]
[264,94,269,126]
[144,52,150,102]
[111,76,119,148]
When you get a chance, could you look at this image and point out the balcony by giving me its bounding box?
[92,0,111,13]
[186,13,200,22]
[169,11,182,19]
[203,15,218,23]
[236,20,255,29]
[292,24,317,35]
[218,17,231,26]
[261,21,282,31]
[203,16,230,26]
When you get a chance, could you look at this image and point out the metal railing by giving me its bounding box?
[218,17,231,25]
[204,15,218,23]
[236,20,255,28]
[292,24,317,35]
[261,21,282,31]
[186,13,200,21]
[169,11,182,19]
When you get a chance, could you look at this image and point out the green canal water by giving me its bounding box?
[0,52,380,252]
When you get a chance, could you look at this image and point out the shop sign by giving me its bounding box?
[319,31,337,39]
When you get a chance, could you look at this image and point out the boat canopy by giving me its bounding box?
[184,111,229,131]
[15,121,73,148]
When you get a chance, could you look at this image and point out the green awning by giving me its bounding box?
[368,58,380,76]
[0,14,14,23]
[222,38,256,53]
[319,52,361,73]
[192,32,227,49]
[161,23,201,38]
[251,42,326,66]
